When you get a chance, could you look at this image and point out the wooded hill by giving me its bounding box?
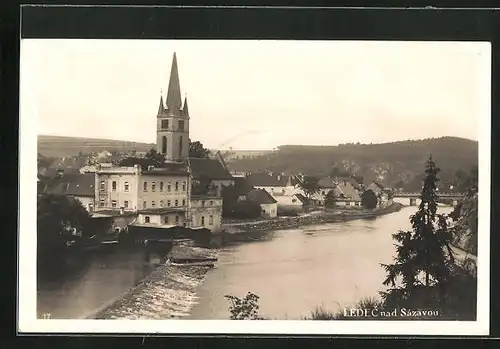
[227,137,478,191]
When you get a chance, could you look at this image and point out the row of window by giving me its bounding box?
[142,214,214,226]
[161,119,185,131]
[143,181,186,192]
[100,180,187,193]
[142,198,186,209]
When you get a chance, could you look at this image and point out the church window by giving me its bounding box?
[143,181,147,192]
[161,119,169,129]
[162,136,167,154]
[175,200,178,207]
[167,200,171,207]
[145,216,150,223]
[175,182,179,191]
[112,181,116,191]
[124,182,129,192]
[178,120,184,131]
[201,216,205,226]
[179,136,183,157]
[160,182,164,191]
[209,215,213,225]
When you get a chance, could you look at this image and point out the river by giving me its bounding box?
[37,206,453,320]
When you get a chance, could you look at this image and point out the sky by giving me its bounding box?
[21,39,489,150]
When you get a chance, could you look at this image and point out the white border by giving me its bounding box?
[18,40,491,335]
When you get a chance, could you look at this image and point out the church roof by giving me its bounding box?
[157,95,165,116]
[166,52,182,112]
[188,158,234,180]
[181,96,189,117]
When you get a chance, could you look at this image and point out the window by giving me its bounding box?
[143,181,148,192]
[175,215,179,224]
[182,182,186,191]
[167,200,171,207]
[175,182,179,191]
[292,198,297,203]
[111,200,117,208]
[201,200,205,207]
[167,183,171,192]
[99,200,105,207]
[160,182,164,191]
[112,181,117,191]
[178,120,184,131]
[124,182,129,192]
[182,199,186,206]
[162,136,167,154]
[100,181,105,191]
[145,216,150,223]
[209,215,213,225]
[175,200,178,207]
[160,200,164,207]
[346,202,351,206]
[124,200,129,208]
[210,200,213,206]
[179,136,183,157]
[88,204,94,212]
[161,119,169,129]
[201,216,205,226]
[152,182,156,192]
[164,216,169,224]
[152,201,156,208]
[143,201,147,209]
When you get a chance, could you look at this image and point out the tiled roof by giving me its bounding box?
[143,162,189,176]
[318,177,336,188]
[336,182,362,202]
[294,193,309,205]
[246,172,289,187]
[247,189,278,205]
[40,173,95,197]
[233,177,255,195]
[188,158,234,180]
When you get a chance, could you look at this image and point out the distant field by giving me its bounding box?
[38,135,154,157]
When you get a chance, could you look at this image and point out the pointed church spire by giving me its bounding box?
[157,92,165,116]
[182,94,189,117]
[166,52,182,112]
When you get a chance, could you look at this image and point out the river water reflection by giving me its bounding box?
[189,206,453,319]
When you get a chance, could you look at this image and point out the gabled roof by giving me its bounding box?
[166,52,182,112]
[336,182,362,202]
[294,193,309,205]
[188,158,234,180]
[247,189,278,205]
[233,177,255,196]
[40,173,95,197]
[246,172,289,187]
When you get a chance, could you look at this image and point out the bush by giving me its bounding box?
[225,292,265,320]
[361,189,378,209]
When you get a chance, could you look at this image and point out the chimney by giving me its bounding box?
[120,207,124,215]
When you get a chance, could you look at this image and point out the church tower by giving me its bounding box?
[157,52,190,162]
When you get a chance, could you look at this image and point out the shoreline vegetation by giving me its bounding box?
[224,156,478,322]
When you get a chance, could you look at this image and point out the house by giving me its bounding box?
[274,193,309,213]
[366,181,391,206]
[246,189,278,218]
[246,172,301,196]
[188,157,235,196]
[39,171,96,212]
[333,180,363,208]
[190,195,223,232]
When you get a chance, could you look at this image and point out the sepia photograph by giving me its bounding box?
[19,38,490,335]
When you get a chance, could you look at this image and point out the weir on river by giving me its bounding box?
[37,206,453,320]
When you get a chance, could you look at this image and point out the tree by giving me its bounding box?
[225,292,263,320]
[189,140,211,159]
[324,190,337,208]
[119,148,165,170]
[221,185,261,219]
[37,194,92,270]
[297,176,320,200]
[361,189,378,209]
[380,155,454,301]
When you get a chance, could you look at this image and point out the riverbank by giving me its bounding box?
[86,243,218,319]
[221,202,404,242]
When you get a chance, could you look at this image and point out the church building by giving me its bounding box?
[92,52,232,233]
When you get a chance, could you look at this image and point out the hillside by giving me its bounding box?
[38,135,155,158]
[227,137,478,191]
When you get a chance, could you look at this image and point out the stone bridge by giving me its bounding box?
[392,192,464,207]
